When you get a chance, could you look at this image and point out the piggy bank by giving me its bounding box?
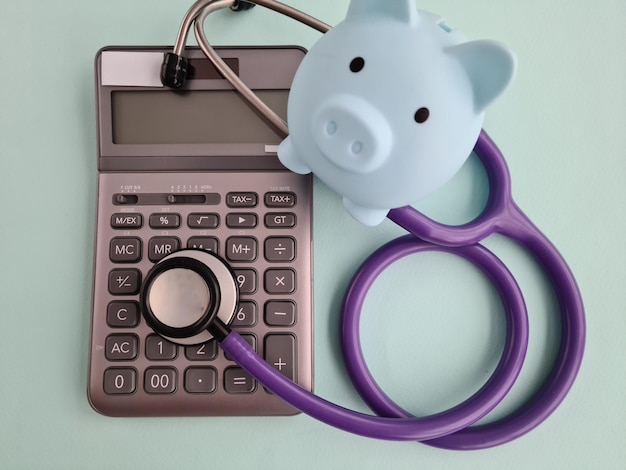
[278,0,516,225]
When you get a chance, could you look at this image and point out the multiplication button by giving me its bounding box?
[264,269,296,294]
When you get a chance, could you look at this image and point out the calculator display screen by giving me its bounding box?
[111,90,287,145]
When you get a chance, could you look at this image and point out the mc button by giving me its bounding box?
[110,238,142,263]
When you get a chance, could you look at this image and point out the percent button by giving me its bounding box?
[149,213,181,229]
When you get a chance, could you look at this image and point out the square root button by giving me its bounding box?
[264,269,296,294]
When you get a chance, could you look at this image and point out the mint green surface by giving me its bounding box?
[1,1,625,468]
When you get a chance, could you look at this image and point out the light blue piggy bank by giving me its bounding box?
[278,0,516,225]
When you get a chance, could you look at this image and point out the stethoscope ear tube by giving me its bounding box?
[164,0,585,449]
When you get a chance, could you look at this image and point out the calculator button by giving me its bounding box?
[264,334,297,382]
[187,237,219,253]
[264,269,296,294]
[188,213,220,229]
[265,301,296,327]
[224,368,256,394]
[233,269,257,294]
[149,213,181,229]
[226,192,258,208]
[108,269,141,295]
[148,237,181,262]
[185,341,218,361]
[105,334,138,361]
[144,367,177,394]
[109,238,142,263]
[185,367,217,394]
[106,301,140,328]
[111,213,143,229]
[145,335,178,360]
[231,301,257,327]
[264,237,296,262]
[226,213,258,229]
[104,368,137,395]
[226,237,258,262]
[265,192,296,208]
[225,334,256,361]
[265,213,296,228]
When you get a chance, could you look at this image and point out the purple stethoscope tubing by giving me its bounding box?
[220,130,585,448]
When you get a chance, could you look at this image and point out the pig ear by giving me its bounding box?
[346,0,418,25]
[446,40,516,113]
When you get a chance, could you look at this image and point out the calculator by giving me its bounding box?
[88,46,313,416]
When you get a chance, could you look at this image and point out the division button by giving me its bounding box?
[264,237,295,262]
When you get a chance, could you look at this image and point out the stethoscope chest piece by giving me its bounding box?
[140,250,238,345]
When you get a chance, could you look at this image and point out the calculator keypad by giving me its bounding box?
[89,172,312,416]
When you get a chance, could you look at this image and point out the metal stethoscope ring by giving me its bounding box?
[148,0,585,450]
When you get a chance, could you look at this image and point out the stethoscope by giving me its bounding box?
[141,0,586,450]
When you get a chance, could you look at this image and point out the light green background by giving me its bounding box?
[1,1,625,468]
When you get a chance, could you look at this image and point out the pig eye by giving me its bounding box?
[414,107,430,124]
[350,57,365,73]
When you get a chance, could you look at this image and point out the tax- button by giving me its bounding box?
[227,192,258,208]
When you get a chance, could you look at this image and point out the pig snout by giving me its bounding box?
[311,94,392,174]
